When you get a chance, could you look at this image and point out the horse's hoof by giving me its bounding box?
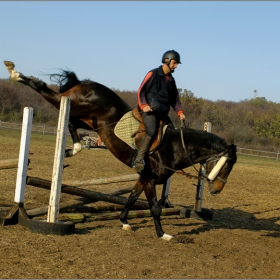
[65,143,82,157]
[161,233,173,241]
[122,224,132,231]
[65,149,74,157]
[3,61,23,81]
[3,61,15,70]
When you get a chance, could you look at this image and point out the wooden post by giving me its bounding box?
[14,107,33,204]
[59,208,181,223]
[27,185,135,217]
[26,176,149,209]
[0,159,19,170]
[62,173,139,187]
[47,97,70,223]
[194,122,212,212]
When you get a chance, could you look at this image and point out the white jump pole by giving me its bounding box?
[14,107,33,204]
[0,107,34,226]
[194,122,212,212]
[47,97,70,223]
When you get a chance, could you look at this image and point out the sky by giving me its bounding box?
[0,1,279,103]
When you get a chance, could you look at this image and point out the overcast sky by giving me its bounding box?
[1,1,279,103]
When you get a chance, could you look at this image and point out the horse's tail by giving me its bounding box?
[50,70,81,93]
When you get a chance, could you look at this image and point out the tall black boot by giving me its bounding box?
[133,135,153,172]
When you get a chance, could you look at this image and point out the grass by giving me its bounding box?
[2,127,280,166]
[0,127,73,148]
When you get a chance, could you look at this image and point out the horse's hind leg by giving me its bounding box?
[119,180,144,231]
[65,122,82,157]
[3,61,60,104]
[4,61,23,82]
[66,119,95,157]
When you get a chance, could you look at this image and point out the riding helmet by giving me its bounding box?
[161,50,181,64]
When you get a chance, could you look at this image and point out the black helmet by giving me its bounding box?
[161,50,181,64]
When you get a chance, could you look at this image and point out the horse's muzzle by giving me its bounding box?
[208,182,223,196]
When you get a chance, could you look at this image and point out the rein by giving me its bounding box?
[88,113,228,183]
[180,120,201,174]
[149,120,228,183]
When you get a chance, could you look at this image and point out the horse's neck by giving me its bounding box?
[182,129,227,163]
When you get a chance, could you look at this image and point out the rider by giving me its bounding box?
[133,50,186,172]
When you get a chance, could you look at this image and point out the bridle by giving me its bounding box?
[178,120,229,183]
[205,152,229,183]
[89,114,229,183]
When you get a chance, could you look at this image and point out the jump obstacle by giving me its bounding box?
[0,98,212,234]
[0,159,19,170]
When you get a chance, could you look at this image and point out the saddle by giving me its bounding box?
[131,107,166,153]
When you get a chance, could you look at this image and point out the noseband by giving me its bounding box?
[205,153,228,183]
[180,120,228,183]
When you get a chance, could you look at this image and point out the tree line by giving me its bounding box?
[1,78,280,152]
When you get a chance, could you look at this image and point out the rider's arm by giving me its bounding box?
[137,71,154,111]
[171,84,185,119]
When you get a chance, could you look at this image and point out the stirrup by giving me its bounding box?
[133,158,145,172]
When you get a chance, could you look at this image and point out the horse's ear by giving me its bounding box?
[228,144,237,161]
[229,144,237,151]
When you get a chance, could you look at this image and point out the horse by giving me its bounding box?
[3,61,237,241]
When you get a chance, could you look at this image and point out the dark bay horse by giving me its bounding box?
[4,61,237,241]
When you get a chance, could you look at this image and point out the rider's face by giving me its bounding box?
[169,60,179,73]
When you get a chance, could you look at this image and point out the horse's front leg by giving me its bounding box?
[143,179,173,241]
[119,179,143,230]
[65,122,82,157]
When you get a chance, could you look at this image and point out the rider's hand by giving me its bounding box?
[179,112,185,120]
[143,105,153,113]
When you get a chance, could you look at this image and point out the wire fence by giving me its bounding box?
[236,147,280,160]
[0,120,98,138]
[1,120,280,160]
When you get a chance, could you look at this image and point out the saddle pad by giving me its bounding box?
[114,111,140,149]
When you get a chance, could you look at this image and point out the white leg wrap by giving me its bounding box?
[65,143,82,157]
[122,224,132,231]
[161,233,173,241]
[10,69,23,81]
[3,62,22,81]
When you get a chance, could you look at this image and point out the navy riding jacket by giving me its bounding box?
[137,66,184,116]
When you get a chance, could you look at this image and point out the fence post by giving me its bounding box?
[14,108,33,204]
[194,122,212,212]
[47,97,71,223]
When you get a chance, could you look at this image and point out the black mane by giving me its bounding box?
[50,70,91,93]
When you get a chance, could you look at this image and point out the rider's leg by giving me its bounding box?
[133,113,157,172]
[133,134,153,172]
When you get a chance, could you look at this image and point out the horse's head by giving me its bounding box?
[205,144,237,195]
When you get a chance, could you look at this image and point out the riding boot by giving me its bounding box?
[133,135,153,172]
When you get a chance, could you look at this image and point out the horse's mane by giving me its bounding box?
[209,132,229,152]
[183,127,229,152]
[49,70,91,93]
